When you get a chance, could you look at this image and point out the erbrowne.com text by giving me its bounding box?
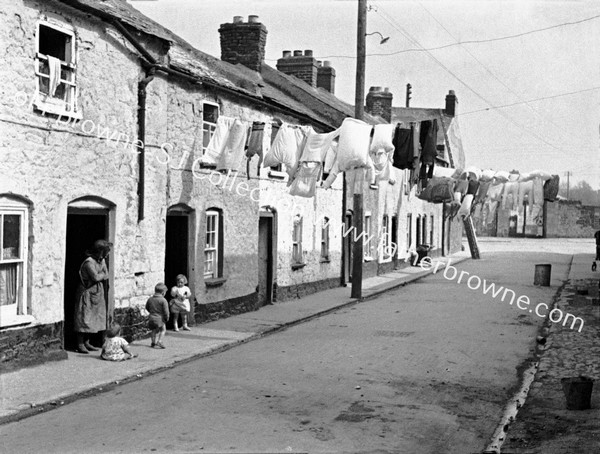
[425,259,585,332]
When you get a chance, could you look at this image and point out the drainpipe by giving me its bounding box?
[137,68,155,222]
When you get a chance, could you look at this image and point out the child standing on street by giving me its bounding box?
[101,323,137,361]
[146,282,170,348]
[170,274,192,331]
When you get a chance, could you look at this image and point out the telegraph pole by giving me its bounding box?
[564,171,572,199]
[351,0,367,299]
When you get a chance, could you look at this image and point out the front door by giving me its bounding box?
[258,215,274,306]
[64,210,108,350]
[165,208,191,327]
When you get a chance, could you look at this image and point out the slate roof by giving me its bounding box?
[58,0,383,130]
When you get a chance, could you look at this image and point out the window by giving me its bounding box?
[406,214,412,251]
[292,215,303,264]
[422,216,427,245]
[321,217,330,261]
[363,213,372,259]
[0,199,30,327]
[202,102,219,156]
[430,215,434,246]
[35,21,78,117]
[204,209,223,279]
[381,215,391,259]
[416,216,422,246]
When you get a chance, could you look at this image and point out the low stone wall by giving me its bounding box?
[194,292,260,323]
[0,322,67,373]
[274,277,340,302]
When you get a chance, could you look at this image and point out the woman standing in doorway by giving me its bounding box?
[74,239,111,354]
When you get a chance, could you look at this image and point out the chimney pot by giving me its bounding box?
[304,49,313,57]
[445,90,458,116]
[293,50,303,57]
[248,15,259,23]
[282,50,291,58]
[383,87,389,93]
[323,60,331,68]
[317,60,322,67]
[233,16,243,24]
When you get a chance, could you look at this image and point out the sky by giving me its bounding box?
[129,0,600,189]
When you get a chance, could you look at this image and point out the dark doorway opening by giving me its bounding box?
[165,209,190,328]
[64,211,108,351]
[258,214,274,306]
[391,216,398,264]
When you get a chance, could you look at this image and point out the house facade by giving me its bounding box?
[0,0,465,371]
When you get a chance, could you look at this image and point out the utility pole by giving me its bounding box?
[406,83,412,107]
[351,0,367,299]
[564,171,572,199]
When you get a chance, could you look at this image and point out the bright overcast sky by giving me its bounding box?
[129,0,600,189]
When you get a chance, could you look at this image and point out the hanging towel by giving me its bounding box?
[289,162,322,198]
[300,127,340,163]
[47,55,62,97]
[217,119,248,172]
[486,183,505,202]
[502,181,519,210]
[370,124,395,154]
[420,119,438,165]
[336,118,372,171]
[263,123,296,169]
[204,116,235,165]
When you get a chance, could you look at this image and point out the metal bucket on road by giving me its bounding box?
[561,376,594,410]
[534,264,552,286]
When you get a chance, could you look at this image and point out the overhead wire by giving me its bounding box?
[372,4,564,152]
[412,0,574,149]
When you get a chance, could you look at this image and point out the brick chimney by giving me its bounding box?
[317,60,336,94]
[218,15,267,72]
[276,50,318,87]
[445,90,458,116]
[365,86,393,123]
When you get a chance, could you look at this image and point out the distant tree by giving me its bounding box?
[559,180,600,206]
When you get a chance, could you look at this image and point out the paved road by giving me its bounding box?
[0,239,590,453]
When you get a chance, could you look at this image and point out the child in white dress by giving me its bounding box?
[170,274,192,331]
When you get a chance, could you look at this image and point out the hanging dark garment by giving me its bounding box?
[246,122,265,178]
[467,179,480,195]
[392,125,414,170]
[420,119,438,165]
[543,175,560,201]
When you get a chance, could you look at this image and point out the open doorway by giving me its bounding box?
[64,207,109,351]
[165,205,193,327]
[258,210,275,306]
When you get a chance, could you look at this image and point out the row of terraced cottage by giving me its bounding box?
[0,0,466,371]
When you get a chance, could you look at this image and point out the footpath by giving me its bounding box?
[0,251,470,425]
[502,253,600,453]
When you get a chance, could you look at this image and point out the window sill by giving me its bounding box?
[291,262,306,270]
[268,170,287,180]
[363,256,374,262]
[319,257,331,264]
[0,314,35,329]
[205,277,227,287]
[34,99,81,120]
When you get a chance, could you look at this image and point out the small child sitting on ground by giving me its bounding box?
[170,274,192,331]
[101,323,137,361]
[146,282,170,349]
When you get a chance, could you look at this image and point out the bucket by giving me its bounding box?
[561,376,594,410]
[534,264,552,286]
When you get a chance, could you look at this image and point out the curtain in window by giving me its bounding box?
[0,263,17,306]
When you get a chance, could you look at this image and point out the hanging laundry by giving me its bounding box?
[246,121,265,178]
[263,123,306,178]
[508,171,520,182]
[530,177,544,219]
[323,141,338,174]
[203,116,235,165]
[392,125,415,170]
[288,162,322,198]
[518,180,534,209]
[300,127,341,163]
[493,170,510,182]
[47,55,62,97]
[370,124,395,154]
[502,181,519,210]
[454,176,468,202]
[480,169,496,181]
[433,167,461,179]
[473,181,491,205]
[529,170,552,181]
[417,177,454,203]
[543,175,560,201]
[482,200,499,225]
[321,161,340,190]
[217,119,248,172]
[458,194,474,218]
[336,117,372,171]
[467,178,480,195]
[420,119,438,165]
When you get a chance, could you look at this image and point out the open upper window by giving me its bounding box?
[35,20,79,118]
[202,102,219,156]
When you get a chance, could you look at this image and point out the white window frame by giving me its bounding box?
[363,213,373,260]
[406,213,412,252]
[201,101,220,157]
[0,200,33,327]
[320,217,330,261]
[34,18,81,119]
[381,214,392,261]
[292,215,303,264]
[204,210,220,279]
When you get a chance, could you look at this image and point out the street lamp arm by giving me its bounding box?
[366,31,390,44]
